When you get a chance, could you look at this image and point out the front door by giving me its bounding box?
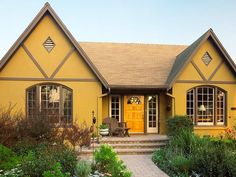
[124,95,144,133]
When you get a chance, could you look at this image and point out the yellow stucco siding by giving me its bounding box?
[24,15,74,77]
[177,62,203,81]
[102,96,109,120]
[0,47,44,78]
[211,63,236,81]
[54,51,95,79]
[0,81,102,127]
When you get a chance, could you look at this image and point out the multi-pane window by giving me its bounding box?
[147,96,157,128]
[187,89,194,121]
[110,95,120,122]
[27,84,72,125]
[186,86,226,126]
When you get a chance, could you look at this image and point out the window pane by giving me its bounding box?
[148,96,157,128]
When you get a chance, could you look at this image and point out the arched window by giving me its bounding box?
[186,86,226,126]
[27,84,72,124]
[127,96,141,104]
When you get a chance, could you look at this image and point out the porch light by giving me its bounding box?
[198,104,206,112]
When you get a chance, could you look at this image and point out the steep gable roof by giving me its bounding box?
[0,2,108,88]
[167,29,236,88]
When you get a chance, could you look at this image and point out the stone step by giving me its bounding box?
[96,139,169,144]
[79,148,159,156]
[92,142,166,149]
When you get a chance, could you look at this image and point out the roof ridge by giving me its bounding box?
[79,41,188,47]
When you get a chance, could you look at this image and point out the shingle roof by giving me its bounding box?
[79,42,187,88]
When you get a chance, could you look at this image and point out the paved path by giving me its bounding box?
[119,155,169,177]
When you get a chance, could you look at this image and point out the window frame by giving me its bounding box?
[186,86,226,126]
[109,95,121,122]
[26,83,73,125]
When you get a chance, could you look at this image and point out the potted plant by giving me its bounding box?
[99,124,109,136]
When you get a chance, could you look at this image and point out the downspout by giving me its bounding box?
[166,93,176,116]
[96,87,111,140]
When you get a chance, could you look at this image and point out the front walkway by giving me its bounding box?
[119,155,169,177]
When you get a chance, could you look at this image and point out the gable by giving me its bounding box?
[0,3,108,87]
[176,38,236,82]
[169,29,236,86]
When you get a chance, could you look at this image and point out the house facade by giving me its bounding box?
[0,3,236,136]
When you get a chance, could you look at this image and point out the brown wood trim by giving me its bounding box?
[121,95,124,122]
[0,77,97,82]
[22,44,48,78]
[208,60,224,81]
[191,61,207,81]
[50,47,75,78]
[110,85,168,89]
[176,80,236,84]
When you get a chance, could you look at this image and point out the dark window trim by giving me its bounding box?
[26,82,73,126]
[186,85,226,126]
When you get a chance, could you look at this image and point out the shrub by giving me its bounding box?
[167,115,193,136]
[62,122,92,150]
[0,105,23,147]
[94,144,131,177]
[0,144,20,171]
[21,143,77,176]
[43,163,70,177]
[99,124,108,129]
[75,160,91,177]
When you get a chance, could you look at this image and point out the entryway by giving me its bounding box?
[124,95,144,133]
[123,95,159,134]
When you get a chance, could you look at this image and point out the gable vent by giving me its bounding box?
[202,52,212,66]
[43,37,55,52]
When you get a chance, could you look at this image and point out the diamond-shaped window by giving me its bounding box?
[202,52,212,66]
[43,37,55,52]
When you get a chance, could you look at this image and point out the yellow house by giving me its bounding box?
[0,3,236,136]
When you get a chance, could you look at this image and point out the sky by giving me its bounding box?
[0,0,236,60]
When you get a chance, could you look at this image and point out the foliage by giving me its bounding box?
[75,160,91,177]
[62,122,92,150]
[99,124,108,129]
[152,129,236,177]
[43,163,70,177]
[0,144,20,171]
[94,144,132,177]
[21,143,77,177]
[166,115,193,136]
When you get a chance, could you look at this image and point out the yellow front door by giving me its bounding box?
[124,95,144,133]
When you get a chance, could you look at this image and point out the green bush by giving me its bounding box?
[152,130,236,177]
[0,144,20,171]
[94,144,131,177]
[21,143,77,177]
[43,163,70,177]
[167,115,193,136]
[75,160,91,177]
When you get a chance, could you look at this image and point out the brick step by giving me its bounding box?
[79,148,158,156]
[92,142,166,149]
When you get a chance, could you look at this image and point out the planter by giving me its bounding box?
[100,128,109,136]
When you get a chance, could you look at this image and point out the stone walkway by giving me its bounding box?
[119,155,169,177]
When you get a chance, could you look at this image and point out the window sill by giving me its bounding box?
[194,126,226,130]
